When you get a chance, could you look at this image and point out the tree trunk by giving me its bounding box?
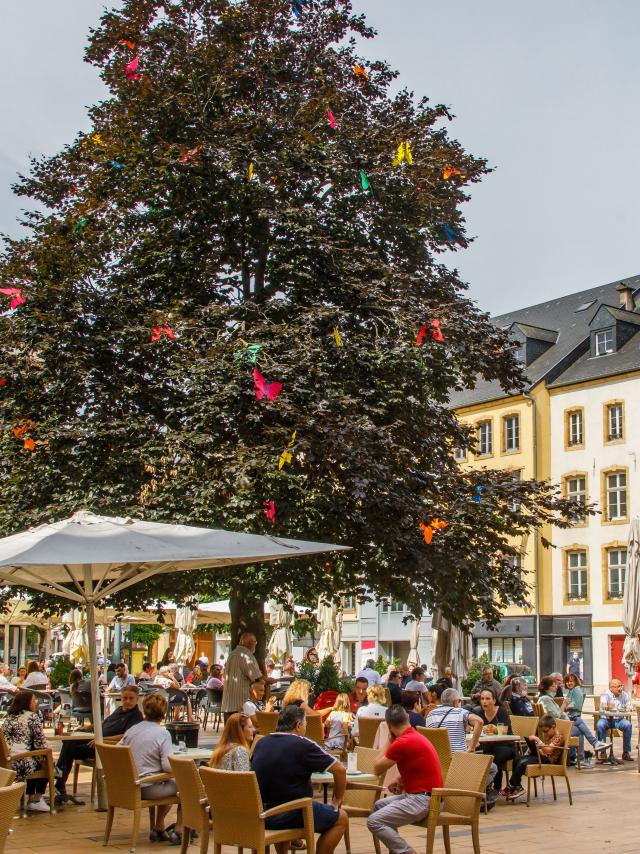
[229,589,267,674]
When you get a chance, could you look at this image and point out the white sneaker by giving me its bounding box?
[593,741,610,751]
[27,800,50,813]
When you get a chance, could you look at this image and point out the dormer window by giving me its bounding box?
[595,329,614,355]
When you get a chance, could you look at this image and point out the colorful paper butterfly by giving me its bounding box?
[264,500,276,522]
[253,369,282,401]
[151,325,175,341]
[0,288,25,310]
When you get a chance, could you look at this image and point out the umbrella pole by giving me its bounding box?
[83,571,107,810]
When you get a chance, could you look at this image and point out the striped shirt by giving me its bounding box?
[221,645,262,713]
[425,705,469,752]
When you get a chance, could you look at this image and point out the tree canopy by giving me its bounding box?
[0,0,584,640]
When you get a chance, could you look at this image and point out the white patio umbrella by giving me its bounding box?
[267,593,295,662]
[622,516,640,690]
[173,606,198,665]
[0,510,349,806]
[316,598,338,660]
[61,608,90,665]
[406,617,421,668]
[432,608,472,685]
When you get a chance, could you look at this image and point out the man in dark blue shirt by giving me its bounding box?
[251,705,347,854]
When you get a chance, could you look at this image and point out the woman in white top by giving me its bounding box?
[120,692,184,844]
[352,684,388,737]
[324,693,353,749]
[22,661,48,690]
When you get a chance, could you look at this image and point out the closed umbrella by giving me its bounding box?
[0,510,349,807]
[622,516,640,690]
[267,593,295,662]
[432,608,472,686]
[173,606,198,665]
[62,608,90,665]
[317,599,338,660]
[406,617,420,668]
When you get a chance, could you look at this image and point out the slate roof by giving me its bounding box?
[450,274,640,408]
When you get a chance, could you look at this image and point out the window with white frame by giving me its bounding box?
[503,415,520,452]
[565,475,587,517]
[453,447,466,461]
[477,421,492,456]
[567,410,583,446]
[606,471,627,521]
[595,329,614,355]
[607,403,623,441]
[343,596,356,611]
[381,598,407,613]
[567,550,588,600]
[607,548,627,598]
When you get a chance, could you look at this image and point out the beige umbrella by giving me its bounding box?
[267,593,295,662]
[432,608,472,685]
[406,617,421,668]
[622,516,640,689]
[62,608,90,665]
[173,606,198,665]
[316,599,338,660]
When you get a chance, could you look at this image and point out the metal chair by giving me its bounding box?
[201,689,222,732]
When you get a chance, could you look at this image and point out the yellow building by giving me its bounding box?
[450,275,640,683]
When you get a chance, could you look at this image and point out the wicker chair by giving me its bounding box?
[255,711,279,735]
[509,715,539,740]
[199,767,316,854]
[72,734,122,804]
[249,734,264,757]
[416,726,452,779]
[357,717,384,748]
[96,742,180,853]
[169,756,211,854]
[343,747,384,854]
[304,713,324,745]
[523,718,573,807]
[533,702,545,717]
[0,729,55,816]
[417,752,492,854]
[0,783,26,854]
[0,769,16,787]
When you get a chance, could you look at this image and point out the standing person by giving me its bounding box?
[120,692,184,844]
[352,685,388,738]
[251,705,348,854]
[347,677,369,713]
[222,632,270,718]
[473,688,514,796]
[356,659,382,685]
[210,712,255,771]
[1,690,50,812]
[367,705,443,853]
[108,662,136,692]
[597,679,633,761]
[55,685,143,804]
[470,667,501,705]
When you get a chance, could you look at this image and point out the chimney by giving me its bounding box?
[616,282,635,312]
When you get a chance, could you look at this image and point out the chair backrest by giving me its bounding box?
[304,713,324,745]
[594,696,600,711]
[554,697,564,708]
[441,752,492,818]
[0,783,26,854]
[510,715,540,739]
[342,746,384,811]
[552,719,572,769]
[354,745,381,775]
[358,717,384,748]
[384,688,392,707]
[533,702,545,717]
[96,743,140,809]
[57,689,73,709]
[416,726,452,779]
[199,768,265,850]
[0,732,12,769]
[169,756,207,830]
[206,688,222,706]
[249,734,264,757]
[72,690,92,711]
[255,711,279,734]
[0,768,16,787]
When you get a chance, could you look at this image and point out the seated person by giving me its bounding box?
[0,666,18,694]
[108,662,136,692]
[121,692,184,844]
[421,682,444,716]
[22,661,48,690]
[352,684,388,738]
[474,688,514,796]
[185,665,203,685]
[403,667,429,695]
[470,667,502,705]
[282,679,316,715]
[1,690,50,812]
[11,666,27,688]
[509,678,534,716]
[324,693,353,750]
[386,671,403,705]
[505,714,564,801]
[205,664,224,690]
[400,690,425,729]
[136,661,154,682]
[153,666,194,722]
[596,679,633,761]
[562,673,607,763]
[347,677,369,713]
[210,712,255,770]
[243,679,275,728]
[55,684,143,803]
[251,704,347,854]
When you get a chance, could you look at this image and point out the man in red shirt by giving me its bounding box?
[347,677,369,713]
[368,705,442,854]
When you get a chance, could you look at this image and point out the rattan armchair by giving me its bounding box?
[0,730,55,816]
[524,718,573,807]
[96,742,180,853]
[356,717,384,748]
[304,713,325,745]
[169,756,211,854]
[199,767,315,854]
[0,783,26,854]
[417,752,492,854]
[0,768,16,787]
[343,747,384,854]
[416,726,452,779]
[255,711,279,734]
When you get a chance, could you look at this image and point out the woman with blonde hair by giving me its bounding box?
[210,712,255,770]
[352,684,388,738]
[281,679,314,713]
[324,693,353,750]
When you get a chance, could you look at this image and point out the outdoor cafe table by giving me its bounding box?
[311,770,378,803]
[588,709,633,764]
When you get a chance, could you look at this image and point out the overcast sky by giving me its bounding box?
[1,1,639,314]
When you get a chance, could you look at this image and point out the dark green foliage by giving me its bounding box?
[295,655,352,698]
[125,623,164,649]
[460,653,501,696]
[50,656,74,689]
[0,0,586,637]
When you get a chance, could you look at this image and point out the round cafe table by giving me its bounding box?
[311,770,377,803]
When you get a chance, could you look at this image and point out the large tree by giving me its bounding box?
[0,0,583,656]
